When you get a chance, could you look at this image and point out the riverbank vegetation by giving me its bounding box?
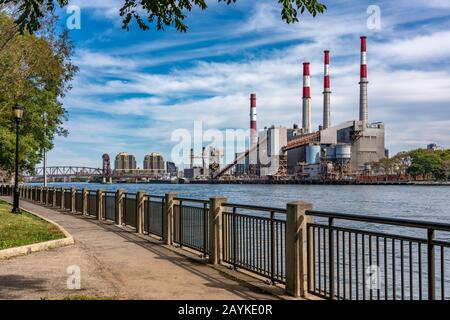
[0,9,77,177]
[370,148,450,181]
[0,200,64,250]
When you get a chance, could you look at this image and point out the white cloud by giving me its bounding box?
[49,0,450,167]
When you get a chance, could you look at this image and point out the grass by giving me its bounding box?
[0,200,65,250]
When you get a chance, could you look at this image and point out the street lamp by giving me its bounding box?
[12,103,23,214]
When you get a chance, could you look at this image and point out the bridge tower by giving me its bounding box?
[102,154,112,184]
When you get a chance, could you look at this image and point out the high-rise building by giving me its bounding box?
[143,152,165,175]
[114,152,137,173]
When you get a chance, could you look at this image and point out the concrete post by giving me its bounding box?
[115,189,125,225]
[209,196,228,265]
[60,188,65,209]
[82,188,88,216]
[97,189,104,221]
[39,187,43,203]
[44,187,49,205]
[52,188,57,207]
[285,201,313,298]
[136,191,146,234]
[70,187,76,213]
[163,192,177,245]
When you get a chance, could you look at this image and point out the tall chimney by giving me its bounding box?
[359,36,368,127]
[302,62,312,133]
[250,93,257,147]
[190,148,194,169]
[323,50,331,130]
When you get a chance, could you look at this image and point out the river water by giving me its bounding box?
[41,183,449,223]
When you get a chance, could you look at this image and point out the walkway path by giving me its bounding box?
[0,197,276,300]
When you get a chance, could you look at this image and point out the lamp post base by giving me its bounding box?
[11,207,21,214]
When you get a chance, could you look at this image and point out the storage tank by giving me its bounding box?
[325,146,336,161]
[306,145,321,164]
[336,144,352,160]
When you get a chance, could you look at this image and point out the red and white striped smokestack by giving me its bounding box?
[302,62,312,133]
[250,93,257,147]
[323,50,331,130]
[359,36,369,127]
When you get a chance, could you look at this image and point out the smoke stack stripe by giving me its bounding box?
[359,36,369,126]
[302,62,312,133]
[250,93,257,147]
[323,50,331,129]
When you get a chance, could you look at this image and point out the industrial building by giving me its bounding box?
[166,161,178,177]
[186,147,222,179]
[143,152,165,176]
[114,152,137,174]
[214,36,387,181]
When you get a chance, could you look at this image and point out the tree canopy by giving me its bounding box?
[0,12,77,175]
[0,0,327,33]
[370,148,450,181]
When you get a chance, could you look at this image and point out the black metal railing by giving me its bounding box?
[306,210,450,300]
[222,203,286,284]
[123,193,137,228]
[75,190,83,213]
[64,190,72,210]
[143,195,164,238]
[87,191,97,217]
[55,189,62,207]
[103,192,116,221]
[173,198,209,255]
[5,184,450,301]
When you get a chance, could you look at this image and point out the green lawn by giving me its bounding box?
[0,200,65,250]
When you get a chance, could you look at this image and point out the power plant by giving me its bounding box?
[214,36,387,182]
[42,36,386,184]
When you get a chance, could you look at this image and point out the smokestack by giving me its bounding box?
[202,146,206,173]
[359,36,369,127]
[323,50,331,130]
[250,93,257,147]
[190,148,194,169]
[302,62,312,133]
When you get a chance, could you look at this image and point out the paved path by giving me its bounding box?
[0,197,276,300]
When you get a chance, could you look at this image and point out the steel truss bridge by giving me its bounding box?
[26,167,104,180]
[26,166,170,181]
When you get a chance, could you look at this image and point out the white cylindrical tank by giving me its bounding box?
[336,144,352,160]
[325,146,336,160]
[306,145,321,164]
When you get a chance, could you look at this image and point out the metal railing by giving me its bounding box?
[173,197,209,255]
[3,184,450,300]
[87,191,97,217]
[64,190,72,210]
[221,203,286,284]
[75,190,83,213]
[55,189,62,207]
[123,193,137,229]
[144,195,164,238]
[306,210,450,300]
[103,191,116,221]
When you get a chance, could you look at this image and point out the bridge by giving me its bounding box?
[25,166,175,182]
[25,166,104,182]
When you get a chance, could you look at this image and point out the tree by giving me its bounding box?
[0,0,327,34]
[0,12,77,175]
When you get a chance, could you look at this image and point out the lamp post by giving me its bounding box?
[12,103,24,214]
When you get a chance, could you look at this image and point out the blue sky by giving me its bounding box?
[47,0,450,168]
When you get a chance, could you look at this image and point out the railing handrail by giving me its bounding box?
[222,203,286,214]
[306,210,450,232]
[174,197,208,204]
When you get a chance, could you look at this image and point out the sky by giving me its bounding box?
[47,0,450,169]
